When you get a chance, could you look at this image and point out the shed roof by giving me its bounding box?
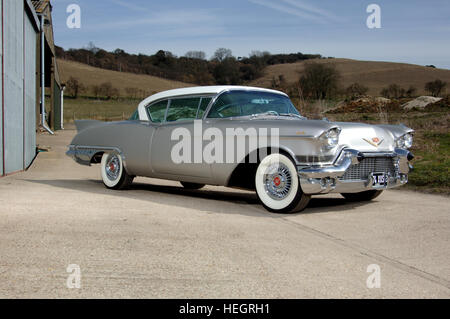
[25,0,40,32]
[31,0,51,13]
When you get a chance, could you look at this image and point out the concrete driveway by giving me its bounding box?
[0,129,449,298]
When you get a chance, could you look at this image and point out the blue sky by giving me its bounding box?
[52,0,450,69]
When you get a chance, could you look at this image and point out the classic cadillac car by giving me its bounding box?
[67,86,414,213]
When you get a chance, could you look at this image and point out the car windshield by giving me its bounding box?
[207,90,302,119]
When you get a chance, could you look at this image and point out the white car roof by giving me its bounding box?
[137,85,287,121]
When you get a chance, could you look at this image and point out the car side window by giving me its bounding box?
[196,97,212,119]
[147,100,168,123]
[166,97,200,122]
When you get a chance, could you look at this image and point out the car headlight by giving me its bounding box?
[320,127,341,149]
[396,133,413,149]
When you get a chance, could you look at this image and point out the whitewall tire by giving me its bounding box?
[255,153,310,213]
[100,153,134,190]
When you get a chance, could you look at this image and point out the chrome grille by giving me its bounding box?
[340,157,396,181]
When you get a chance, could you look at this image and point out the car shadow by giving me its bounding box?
[24,178,375,217]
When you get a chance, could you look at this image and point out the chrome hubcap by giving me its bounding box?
[105,154,120,181]
[263,163,292,200]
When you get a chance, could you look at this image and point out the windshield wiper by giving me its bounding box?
[279,113,306,119]
[251,111,280,117]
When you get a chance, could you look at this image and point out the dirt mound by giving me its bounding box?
[326,96,400,114]
[402,96,443,110]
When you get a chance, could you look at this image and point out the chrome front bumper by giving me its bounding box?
[298,148,414,194]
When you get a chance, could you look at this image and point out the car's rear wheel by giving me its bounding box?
[255,153,310,213]
[180,181,205,189]
[341,190,383,202]
[100,153,134,189]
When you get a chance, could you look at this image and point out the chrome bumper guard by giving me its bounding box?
[298,148,414,194]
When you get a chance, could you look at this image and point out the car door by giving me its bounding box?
[150,96,213,179]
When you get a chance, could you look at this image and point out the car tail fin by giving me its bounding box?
[74,120,102,132]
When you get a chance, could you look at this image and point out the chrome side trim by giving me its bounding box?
[66,145,128,171]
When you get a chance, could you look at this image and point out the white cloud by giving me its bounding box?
[89,9,219,31]
[109,0,150,12]
[280,0,341,22]
[248,0,338,23]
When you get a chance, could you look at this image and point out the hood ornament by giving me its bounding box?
[363,137,384,147]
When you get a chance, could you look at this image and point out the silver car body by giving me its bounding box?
[67,85,414,195]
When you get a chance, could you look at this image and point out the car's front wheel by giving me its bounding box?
[341,190,383,202]
[255,153,310,213]
[100,152,134,189]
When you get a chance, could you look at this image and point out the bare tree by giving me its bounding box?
[249,50,270,58]
[110,87,120,100]
[249,50,263,58]
[99,82,115,99]
[425,79,447,97]
[380,84,401,99]
[184,51,206,60]
[85,41,100,54]
[298,63,340,100]
[345,83,369,99]
[91,85,101,99]
[406,85,417,98]
[125,87,139,99]
[65,76,83,98]
[213,48,233,62]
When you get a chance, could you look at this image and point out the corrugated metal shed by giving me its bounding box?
[0,0,40,176]
[3,0,25,174]
[0,0,3,176]
[24,2,37,167]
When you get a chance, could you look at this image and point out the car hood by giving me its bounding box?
[334,121,410,152]
[239,116,412,153]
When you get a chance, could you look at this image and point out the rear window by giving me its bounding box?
[129,109,139,120]
[166,97,200,122]
[147,100,168,123]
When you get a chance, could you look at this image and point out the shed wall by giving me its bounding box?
[0,0,37,175]
[0,0,3,176]
[3,0,24,174]
[24,7,36,168]
[53,79,61,130]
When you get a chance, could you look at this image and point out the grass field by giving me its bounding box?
[58,59,192,97]
[58,59,193,121]
[326,109,449,194]
[408,131,450,193]
[63,97,140,122]
[251,58,450,95]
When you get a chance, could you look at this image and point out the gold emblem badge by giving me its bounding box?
[363,137,384,147]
